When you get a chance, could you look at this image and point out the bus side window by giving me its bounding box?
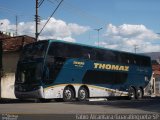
[81,47,95,60]
[82,53,91,59]
[103,50,113,62]
[64,43,81,59]
[88,53,91,59]
[119,53,133,65]
[94,49,104,61]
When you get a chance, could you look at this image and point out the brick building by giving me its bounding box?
[1,35,35,73]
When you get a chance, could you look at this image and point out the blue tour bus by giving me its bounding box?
[15,39,152,102]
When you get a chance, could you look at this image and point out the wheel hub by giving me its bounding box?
[79,89,86,99]
[137,89,142,98]
[64,89,71,100]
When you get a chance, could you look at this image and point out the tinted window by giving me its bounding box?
[81,47,96,60]
[48,42,68,57]
[123,53,151,66]
[20,41,48,60]
[134,55,151,67]
[94,49,118,62]
[48,42,96,60]
[48,42,151,67]
[118,53,151,67]
[119,53,134,64]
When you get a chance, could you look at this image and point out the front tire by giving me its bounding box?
[78,87,89,101]
[63,86,75,102]
[136,87,143,99]
[128,87,136,100]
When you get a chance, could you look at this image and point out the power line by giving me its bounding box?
[47,0,106,25]
[0,6,36,21]
[38,0,64,38]
[63,1,106,25]
[0,6,21,15]
[47,0,56,4]
[38,0,45,7]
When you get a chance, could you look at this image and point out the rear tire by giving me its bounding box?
[136,87,143,100]
[63,86,75,102]
[128,87,136,100]
[78,87,89,101]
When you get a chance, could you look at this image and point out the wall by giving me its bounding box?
[3,52,20,73]
[154,76,160,96]
[1,73,16,99]
[0,41,2,71]
[0,52,20,99]
[144,75,160,97]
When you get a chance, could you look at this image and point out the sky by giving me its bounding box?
[0,0,160,53]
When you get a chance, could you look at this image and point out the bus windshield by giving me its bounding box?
[20,41,48,60]
[16,41,49,86]
[16,62,42,84]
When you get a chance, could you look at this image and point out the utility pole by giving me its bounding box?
[94,27,102,47]
[15,15,18,36]
[0,40,2,98]
[134,45,138,53]
[35,0,39,41]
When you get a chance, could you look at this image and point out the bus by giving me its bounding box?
[15,39,152,102]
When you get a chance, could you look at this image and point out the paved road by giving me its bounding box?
[0,97,160,120]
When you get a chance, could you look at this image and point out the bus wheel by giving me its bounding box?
[78,87,88,101]
[128,87,136,100]
[136,87,143,100]
[63,86,74,102]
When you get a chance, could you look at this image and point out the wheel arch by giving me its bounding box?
[129,86,136,91]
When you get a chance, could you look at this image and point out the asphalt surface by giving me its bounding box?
[0,97,160,120]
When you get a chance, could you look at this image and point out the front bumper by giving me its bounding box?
[15,86,44,99]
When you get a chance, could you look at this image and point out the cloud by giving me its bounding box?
[0,19,15,33]
[68,23,89,35]
[0,18,90,42]
[99,24,160,53]
[38,18,90,42]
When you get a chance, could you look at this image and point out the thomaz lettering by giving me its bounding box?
[94,63,129,71]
